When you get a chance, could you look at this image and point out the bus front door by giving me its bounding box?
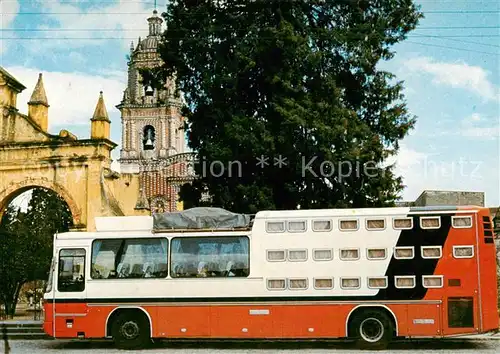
[53,248,88,338]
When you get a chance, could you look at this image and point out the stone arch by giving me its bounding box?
[0,177,82,227]
[143,124,156,151]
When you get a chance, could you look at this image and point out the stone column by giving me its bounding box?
[161,119,166,149]
[176,122,181,152]
[130,120,137,158]
[159,119,168,158]
[122,120,127,150]
[168,117,173,148]
[126,121,132,150]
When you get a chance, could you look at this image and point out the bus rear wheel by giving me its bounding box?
[350,309,393,350]
[111,311,151,349]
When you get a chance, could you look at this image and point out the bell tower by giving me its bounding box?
[117,10,185,174]
[117,9,190,213]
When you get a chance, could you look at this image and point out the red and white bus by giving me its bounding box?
[43,205,498,349]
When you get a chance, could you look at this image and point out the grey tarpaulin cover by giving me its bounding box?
[153,207,252,230]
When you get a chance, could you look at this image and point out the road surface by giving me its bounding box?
[1,339,500,353]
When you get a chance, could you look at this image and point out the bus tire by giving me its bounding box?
[111,310,151,350]
[349,309,393,350]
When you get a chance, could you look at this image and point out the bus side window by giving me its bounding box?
[58,248,86,292]
[91,238,168,279]
[170,236,250,278]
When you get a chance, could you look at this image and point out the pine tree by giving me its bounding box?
[144,0,422,213]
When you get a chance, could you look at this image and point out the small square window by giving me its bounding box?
[368,277,388,289]
[453,246,474,258]
[452,216,472,228]
[421,246,442,259]
[267,279,286,290]
[312,220,332,232]
[366,219,385,230]
[266,221,285,233]
[423,275,443,288]
[341,277,360,289]
[288,220,306,232]
[340,248,360,260]
[267,250,285,262]
[313,249,333,261]
[288,249,307,261]
[339,219,358,231]
[288,278,308,290]
[394,247,414,259]
[421,216,441,229]
[367,248,387,260]
[314,278,334,289]
[393,217,413,230]
[395,276,415,289]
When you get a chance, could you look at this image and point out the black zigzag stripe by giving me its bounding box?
[375,213,454,300]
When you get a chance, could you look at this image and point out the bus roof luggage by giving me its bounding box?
[152,207,253,231]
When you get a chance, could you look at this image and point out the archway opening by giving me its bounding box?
[0,187,73,319]
[143,125,156,151]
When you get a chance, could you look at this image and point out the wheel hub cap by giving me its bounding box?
[121,321,140,339]
[360,317,384,343]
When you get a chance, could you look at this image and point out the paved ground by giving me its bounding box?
[2,339,500,353]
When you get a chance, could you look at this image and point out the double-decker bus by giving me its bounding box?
[43,205,498,349]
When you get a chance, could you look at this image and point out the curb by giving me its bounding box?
[4,333,51,340]
[450,335,500,341]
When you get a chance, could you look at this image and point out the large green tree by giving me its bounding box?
[145,0,422,213]
[0,188,72,318]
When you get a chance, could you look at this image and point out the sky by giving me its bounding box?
[0,0,499,207]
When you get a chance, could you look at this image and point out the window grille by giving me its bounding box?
[393,217,413,230]
[340,219,358,231]
[367,219,385,230]
[288,249,307,261]
[267,279,286,290]
[288,278,308,290]
[421,246,442,259]
[452,216,472,228]
[267,250,285,262]
[314,278,334,289]
[341,277,360,289]
[421,216,441,229]
[453,246,474,258]
[340,249,359,260]
[312,220,332,232]
[423,275,443,288]
[266,221,285,232]
[313,249,333,261]
[394,247,414,259]
[395,276,415,288]
[288,220,306,232]
[368,277,388,289]
[367,248,387,260]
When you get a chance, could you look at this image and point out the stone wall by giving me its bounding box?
[414,190,484,207]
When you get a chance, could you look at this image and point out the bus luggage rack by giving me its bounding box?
[152,208,255,233]
[152,226,253,233]
[153,214,255,233]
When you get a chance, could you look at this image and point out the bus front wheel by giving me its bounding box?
[349,309,393,350]
[111,311,151,349]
